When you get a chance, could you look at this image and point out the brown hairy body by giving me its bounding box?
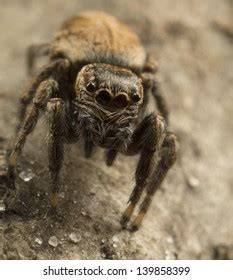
[52,11,146,72]
[7,11,178,231]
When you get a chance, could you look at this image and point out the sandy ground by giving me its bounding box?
[0,0,233,259]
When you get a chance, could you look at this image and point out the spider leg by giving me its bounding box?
[106,148,118,166]
[138,81,150,120]
[18,59,70,132]
[141,54,169,123]
[18,69,52,132]
[121,113,166,228]
[26,43,50,76]
[8,58,70,185]
[105,128,133,166]
[139,54,159,120]
[46,98,66,208]
[8,79,58,185]
[130,132,178,231]
[151,78,169,124]
[143,53,159,74]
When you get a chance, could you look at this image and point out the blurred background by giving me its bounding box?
[0,0,233,259]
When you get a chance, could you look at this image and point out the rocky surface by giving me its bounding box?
[0,0,232,259]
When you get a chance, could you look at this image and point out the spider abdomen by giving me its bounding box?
[51,11,146,73]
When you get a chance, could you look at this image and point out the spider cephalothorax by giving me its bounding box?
[75,63,143,110]
[73,63,144,155]
[7,11,178,231]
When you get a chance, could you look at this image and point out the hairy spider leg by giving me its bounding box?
[8,59,70,188]
[18,59,69,132]
[121,113,166,229]
[141,54,169,123]
[47,98,66,208]
[130,132,178,231]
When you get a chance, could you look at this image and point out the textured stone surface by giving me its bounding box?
[0,0,232,259]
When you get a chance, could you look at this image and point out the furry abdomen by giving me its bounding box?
[51,11,146,73]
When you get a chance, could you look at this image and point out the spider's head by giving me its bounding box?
[74,63,143,112]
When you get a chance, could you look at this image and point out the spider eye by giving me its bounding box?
[86,82,96,92]
[132,93,141,102]
[95,90,113,106]
[113,93,129,108]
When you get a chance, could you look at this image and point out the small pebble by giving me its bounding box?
[69,233,81,244]
[113,243,118,248]
[165,250,176,260]
[187,176,200,189]
[166,236,174,244]
[0,200,6,212]
[112,235,119,243]
[35,237,43,245]
[101,238,106,244]
[48,236,58,247]
[101,253,106,258]
[19,170,35,182]
[81,209,87,216]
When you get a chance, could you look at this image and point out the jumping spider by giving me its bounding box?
[8,11,178,231]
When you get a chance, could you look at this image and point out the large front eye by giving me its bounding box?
[132,92,141,102]
[95,89,113,106]
[113,93,129,108]
[86,82,96,92]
